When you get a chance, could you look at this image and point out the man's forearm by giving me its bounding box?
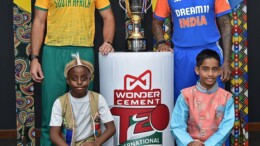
[31,10,47,55]
[102,9,115,43]
[31,22,45,55]
[152,19,165,42]
[217,14,232,64]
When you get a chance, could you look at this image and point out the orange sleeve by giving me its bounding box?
[154,0,171,19]
[215,0,231,15]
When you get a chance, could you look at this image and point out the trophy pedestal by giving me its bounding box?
[99,52,175,146]
[127,38,146,52]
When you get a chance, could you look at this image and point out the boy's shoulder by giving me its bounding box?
[182,85,232,95]
[58,93,70,103]
[216,87,233,100]
[89,91,109,102]
[89,90,100,97]
[181,85,196,94]
[58,91,101,100]
[181,85,232,96]
[217,87,232,94]
[180,85,196,101]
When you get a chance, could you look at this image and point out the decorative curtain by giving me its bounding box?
[230,1,248,145]
[14,0,35,145]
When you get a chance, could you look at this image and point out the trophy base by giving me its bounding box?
[127,38,146,52]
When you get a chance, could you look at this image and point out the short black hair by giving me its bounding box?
[196,49,220,67]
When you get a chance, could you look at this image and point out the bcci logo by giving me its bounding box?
[111,70,170,146]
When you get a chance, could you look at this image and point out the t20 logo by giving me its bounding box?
[112,70,170,145]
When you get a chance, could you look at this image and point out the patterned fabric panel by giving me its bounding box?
[229,1,248,145]
[14,2,35,146]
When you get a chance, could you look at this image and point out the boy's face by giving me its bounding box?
[67,66,91,98]
[195,58,220,89]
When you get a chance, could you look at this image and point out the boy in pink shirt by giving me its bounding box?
[170,49,235,146]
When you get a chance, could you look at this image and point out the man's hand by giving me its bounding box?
[99,42,114,56]
[188,140,205,146]
[30,59,44,83]
[220,61,231,82]
[156,44,173,52]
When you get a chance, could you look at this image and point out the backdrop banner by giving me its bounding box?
[13,0,35,145]
[99,52,174,146]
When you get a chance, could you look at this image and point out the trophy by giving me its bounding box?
[119,0,151,52]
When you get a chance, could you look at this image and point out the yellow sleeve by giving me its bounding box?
[95,0,110,10]
[35,0,49,10]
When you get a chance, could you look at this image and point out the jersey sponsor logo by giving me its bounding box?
[175,5,209,17]
[175,5,209,28]
[111,70,170,146]
[179,15,207,28]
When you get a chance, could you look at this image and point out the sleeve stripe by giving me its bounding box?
[154,14,166,21]
[98,5,111,11]
[216,10,232,17]
[34,6,48,11]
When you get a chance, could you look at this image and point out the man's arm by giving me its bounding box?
[204,97,235,145]
[152,18,173,52]
[94,121,116,146]
[99,8,115,55]
[50,126,68,146]
[217,14,232,82]
[30,9,47,82]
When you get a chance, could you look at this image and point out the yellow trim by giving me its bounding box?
[152,0,158,12]
[14,0,31,13]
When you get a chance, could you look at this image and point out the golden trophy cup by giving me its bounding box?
[120,0,151,51]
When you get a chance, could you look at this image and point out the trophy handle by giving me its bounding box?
[144,0,152,13]
[125,0,132,18]
[119,0,127,12]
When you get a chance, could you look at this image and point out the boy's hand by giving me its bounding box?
[82,141,101,146]
[82,142,95,146]
[93,140,101,146]
[188,140,205,146]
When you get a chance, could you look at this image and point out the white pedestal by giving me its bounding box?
[99,52,174,146]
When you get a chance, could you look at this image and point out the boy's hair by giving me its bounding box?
[64,53,94,78]
[196,49,221,67]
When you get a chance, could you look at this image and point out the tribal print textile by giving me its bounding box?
[14,1,35,145]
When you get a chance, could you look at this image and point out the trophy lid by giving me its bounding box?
[129,0,143,13]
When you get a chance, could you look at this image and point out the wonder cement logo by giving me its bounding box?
[111,70,170,146]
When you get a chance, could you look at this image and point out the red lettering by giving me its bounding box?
[110,107,153,144]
